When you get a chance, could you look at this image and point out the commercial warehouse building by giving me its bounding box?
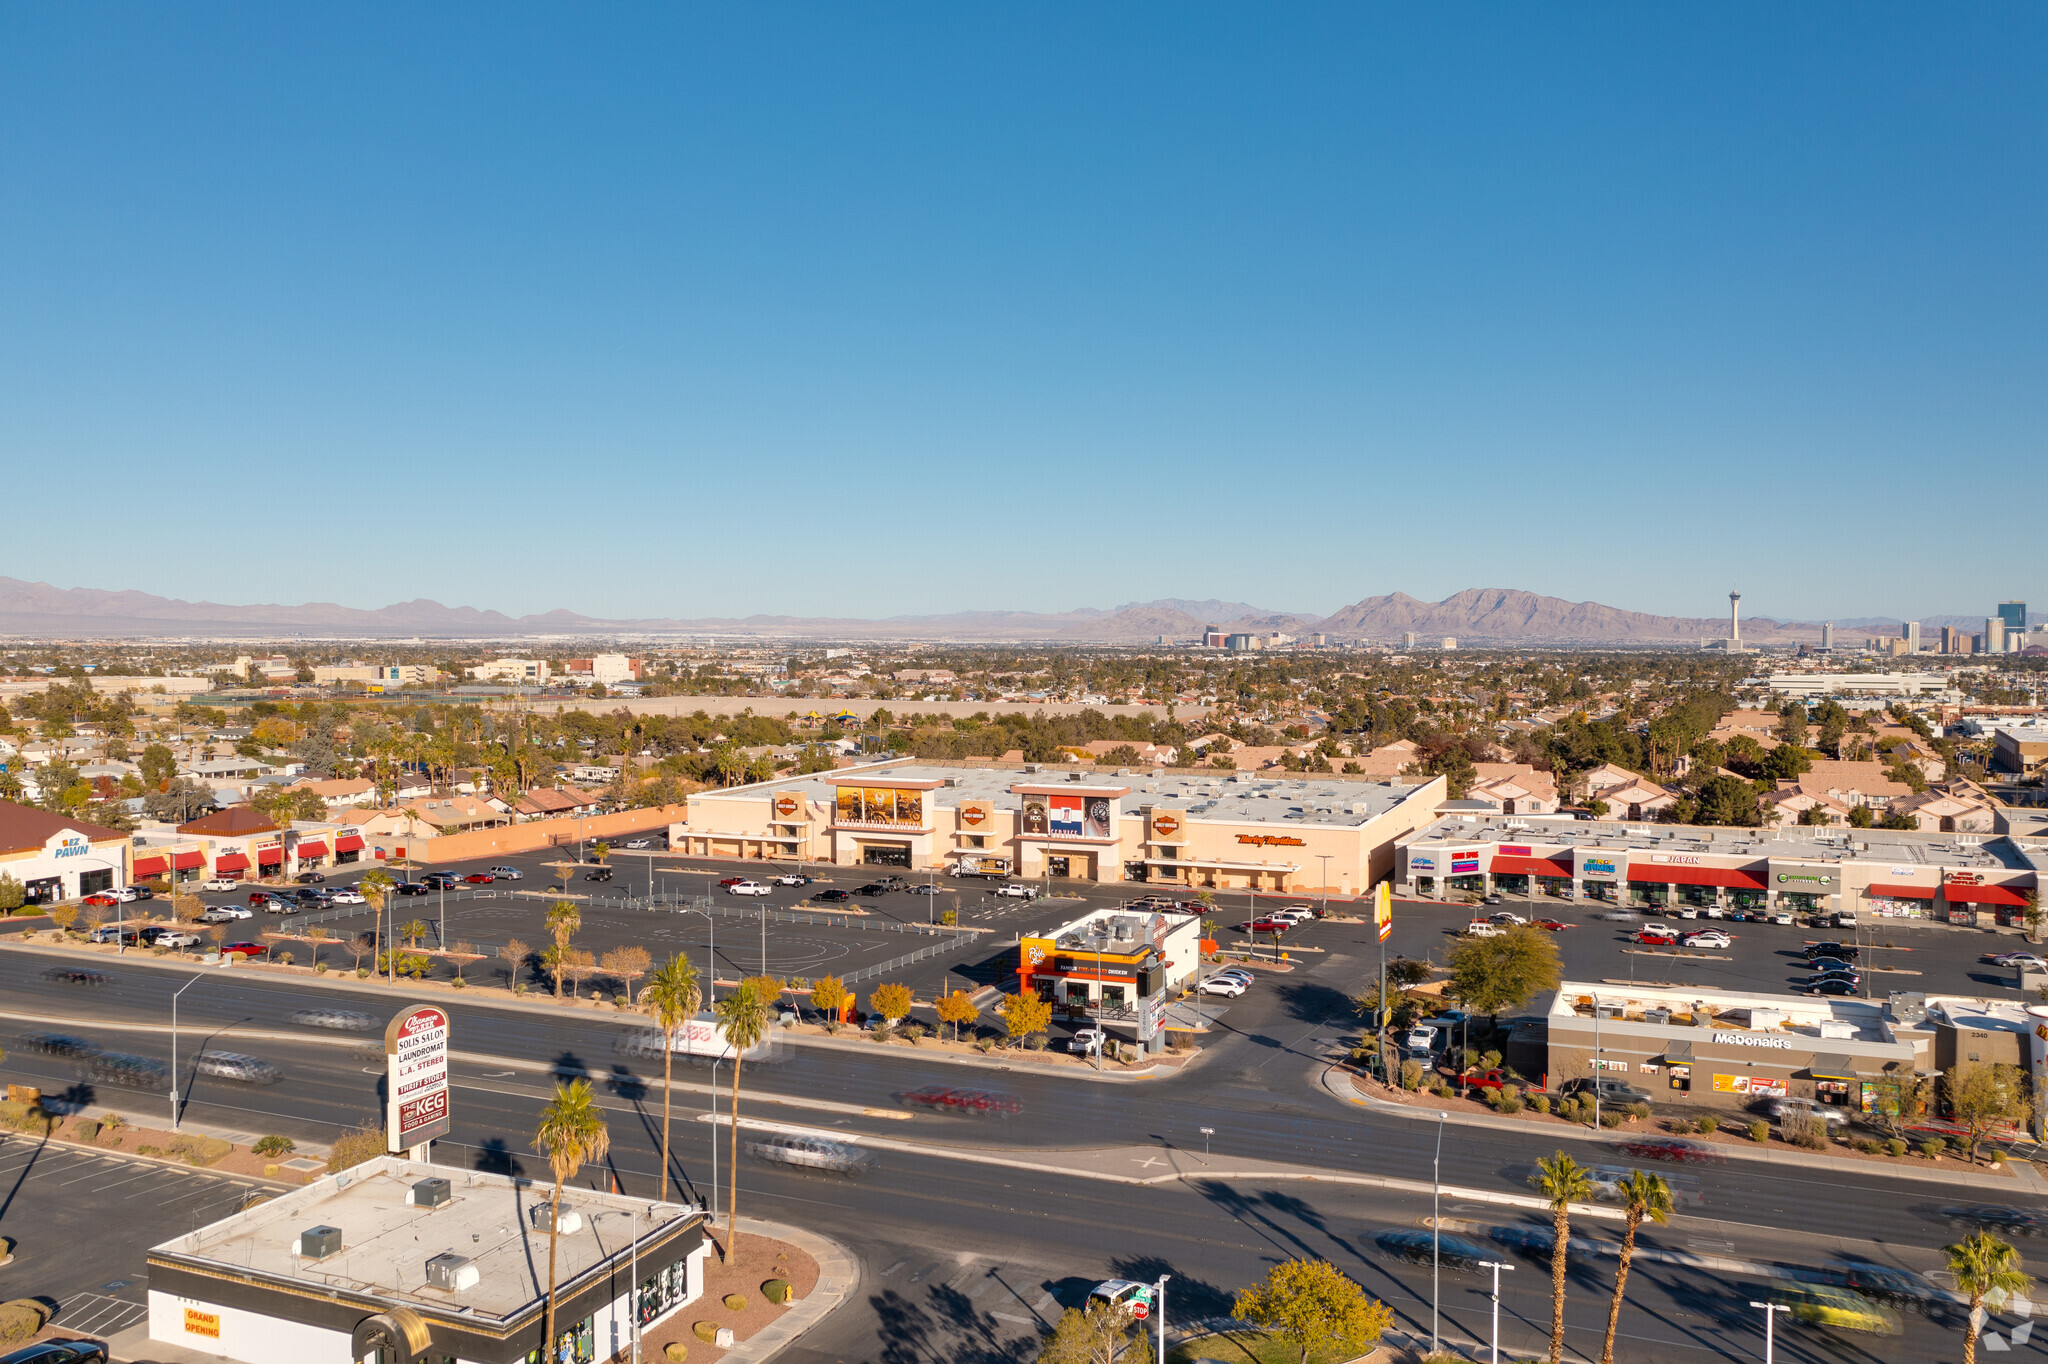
[675,760,1447,891]
[1540,981,2048,1131]
[1397,815,2040,927]
[147,1157,710,1364]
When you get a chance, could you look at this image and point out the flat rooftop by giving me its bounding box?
[1406,815,2030,871]
[723,760,1432,828]
[150,1157,699,1323]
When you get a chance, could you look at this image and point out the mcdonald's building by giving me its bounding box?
[675,759,1446,892]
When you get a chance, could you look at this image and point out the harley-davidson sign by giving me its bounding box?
[385,1004,451,1151]
[1153,813,1181,837]
[959,801,991,828]
[772,794,803,819]
[1237,834,1306,848]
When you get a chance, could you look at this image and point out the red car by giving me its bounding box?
[720,877,745,888]
[1635,929,1678,946]
[463,873,495,884]
[1452,1068,1514,1092]
[1614,1137,1722,1165]
[1534,919,1575,932]
[83,892,120,908]
[1240,919,1291,934]
[222,941,268,958]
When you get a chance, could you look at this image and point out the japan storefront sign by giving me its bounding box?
[385,1003,451,1151]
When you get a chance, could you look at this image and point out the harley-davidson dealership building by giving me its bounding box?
[673,760,1447,892]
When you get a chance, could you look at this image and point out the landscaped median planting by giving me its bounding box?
[639,1237,817,1362]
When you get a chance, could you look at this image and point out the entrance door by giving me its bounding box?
[862,844,911,868]
[1047,856,1071,878]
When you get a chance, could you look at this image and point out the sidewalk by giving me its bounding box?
[1320,1064,2048,1193]
[102,1216,858,1364]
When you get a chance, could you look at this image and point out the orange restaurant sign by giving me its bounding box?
[1237,834,1306,848]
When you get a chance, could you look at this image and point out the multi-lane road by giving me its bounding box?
[3,898,2045,1362]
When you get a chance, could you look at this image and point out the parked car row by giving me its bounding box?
[1198,966,1256,997]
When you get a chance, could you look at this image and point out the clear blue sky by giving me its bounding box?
[3,6,2042,625]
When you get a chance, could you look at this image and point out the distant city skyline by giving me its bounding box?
[2,8,2042,620]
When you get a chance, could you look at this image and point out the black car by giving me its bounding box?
[856,882,890,896]
[815,888,851,903]
[0,1341,110,1364]
[1803,942,1860,960]
[41,967,109,987]
[1802,956,1856,974]
[293,888,327,903]
[1943,1205,2042,1237]
[1793,971,1861,987]
[1794,977,1859,996]
[424,871,459,888]
[293,871,325,884]
[22,1032,101,1058]
[395,881,431,896]
[1375,1229,1493,1271]
[586,867,614,882]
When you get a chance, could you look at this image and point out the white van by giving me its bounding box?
[1465,920,1503,938]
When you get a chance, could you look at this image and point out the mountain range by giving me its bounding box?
[0,576,1992,645]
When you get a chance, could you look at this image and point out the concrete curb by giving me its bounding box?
[1318,1064,2045,1192]
[714,1217,860,1363]
[781,1026,1193,1083]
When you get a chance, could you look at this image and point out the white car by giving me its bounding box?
[201,904,253,922]
[113,885,147,903]
[486,866,522,880]
[1682,930,1732,950]
[775,873,814,886]
[1639,923,1677,939]
[148,929,203,949]
[327,888,366,905]
[1198,975,1248,997]
[1464,921,1503,938]
[1489,911,1529,925]
[1070,1027,1107,1055]
[1769,911,1795,925]
[726,880,772,897]
[994,884,1038,899]
[1993,952,2048,970]
[202,877,239,893]
[1673,907,1699,919]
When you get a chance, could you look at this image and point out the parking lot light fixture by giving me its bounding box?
[1749,1300,1788,1364]
[1199,1126,1213,1163]
[1478,1260,1514,1363]
[169,971,207,1132]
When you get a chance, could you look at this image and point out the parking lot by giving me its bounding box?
[0,1136,281,1344]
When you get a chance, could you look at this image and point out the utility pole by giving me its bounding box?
[170,972,205,1132]
[1153,1273,1170,1364]
[1431,1111,1444,1355]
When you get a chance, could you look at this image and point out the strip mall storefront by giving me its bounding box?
[0,825,132,906]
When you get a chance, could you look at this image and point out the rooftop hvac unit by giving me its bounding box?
[408,1177,452,1209]
[298,1225,343,1261]
[426,1253,479,1292]
[530,1204,584,1234]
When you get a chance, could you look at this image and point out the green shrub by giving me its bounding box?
[1886,1137,1908,1158]
[664,1344,687,1362]
[1531,1094,1551,1115]
[722,1293,748,1311]
[1747,1120,1770,1143]
[71,1118,101,1142]
[1696,1114,1719,1135]
[1781,1115,1829,1151]
[253,1135,295,1157]
[1400,1060,1425,1092]
[1480,1049,1503,1071]
[763,1277,793,1304]
[1626,1102,1651,1122]
[870,1021,894,1043]
[1496,1089,1525,1115]
[692,1322,720,1344]
[1919,1138,1947,1160]
[1992,1149,2008,1165]
[1850,1137,1881,1155]
[1024,1033,1048,1051]
[170,1134,232,1166]
[1598,1109,1626,1128]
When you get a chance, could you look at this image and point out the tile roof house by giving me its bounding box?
[287,777,378,810]
[1465,763,1560,815]
[514,786,607,820]
[1760,787,1854,828]
[1579,762,1645,798]
[1884,788,1996,833]
[1782,760,1915,810]
[400,793,509,833]
[1593,779,1680,822]
[1347,739,1419,779]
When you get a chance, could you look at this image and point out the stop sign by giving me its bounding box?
[1130,1303,1149,1320]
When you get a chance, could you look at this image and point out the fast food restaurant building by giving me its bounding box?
[674,760,1447,891]
[1396,814,2040,926]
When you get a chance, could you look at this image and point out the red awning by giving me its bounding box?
[257,846,283,865]
[1627,865,1768,891]
[172,850,205,870]
[1868,882,1937,900]
[214,852,249,872]
[295,841,328,859]
[334,834,365,853]
[1491,855,1575,879]
[1944,883,2029,907]
[132,855,168,877]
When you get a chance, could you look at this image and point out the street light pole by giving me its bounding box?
[1154,1273,1170,1364]
[1748,1300,1788,1364]
[1592,989,1603,1132]
[1431,1110,1444,1355]
[1479,1261,1514,1363]
[170,972,206,1132]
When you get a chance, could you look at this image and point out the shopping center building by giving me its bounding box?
[674,760,1447,892]
[0,799,133,906]
[1538,981,2048,1130]
[133,808,368,886]
[1396,814,2041,926]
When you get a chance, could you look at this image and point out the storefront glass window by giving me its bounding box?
[1415,876,1435,895]
[1494,874,1529,895]
[78,868,114,896]
[1780,893,1821,915]
[1582,882,1614,902]
[639,1261,686,1325]
[1537,877,1572,899]
[1100,984,1127,1010]
[524,1317,594,1364]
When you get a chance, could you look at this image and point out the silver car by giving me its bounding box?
[291,1008,376,1032]
[743,1134,874,1176]
[195,1051,282,1085]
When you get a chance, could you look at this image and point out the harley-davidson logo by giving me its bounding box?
[773,795,801,818]
[1153,814,1181,836]
[961,805,987,826]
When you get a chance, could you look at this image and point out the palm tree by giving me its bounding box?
[641,953,701,1203]
[544,900,581,999]
[713,979,771,1266]
[533,1079,610,1361]
[358,870,393,978]
[1947,1230,2033,1364]
[1598,1170,1673,1364]
[1536,1150,1594,1364]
